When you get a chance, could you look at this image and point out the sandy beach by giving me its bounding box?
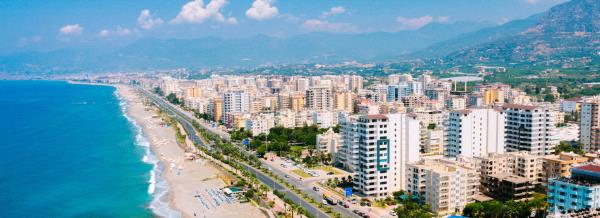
[115,85,267,218]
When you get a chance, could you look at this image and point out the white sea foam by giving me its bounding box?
[115,91,181,218]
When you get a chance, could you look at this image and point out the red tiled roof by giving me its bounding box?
[576,164,600,173]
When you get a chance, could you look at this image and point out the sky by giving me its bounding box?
[0,0,567,54]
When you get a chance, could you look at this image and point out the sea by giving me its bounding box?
[0,80,178,217]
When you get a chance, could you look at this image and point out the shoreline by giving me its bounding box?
[114,85,266,218]
[114,85,181,218]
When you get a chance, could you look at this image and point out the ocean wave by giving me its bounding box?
[115,91,182,218]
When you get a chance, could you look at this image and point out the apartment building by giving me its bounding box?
[223,91,250,115]
[306,87,333,110]
[349,114,421,198]
[504,104,558,155]
[548,164,600,212]
[446,108,505,158]
[407,158,478,215]
[476,152,544,184]
[581,97,600,152]
[316,128,342,155]
[543,152,591,182]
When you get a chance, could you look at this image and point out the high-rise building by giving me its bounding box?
[386,83,411,102]
[504,104,558,155]
[306,87,333,110]
[446,108,506,158]
[581,98,600,152]
[210,97,223,122]
[350,114,421,198]
[337,115,359,171]
[407,158,478,215]
[334,91,355,113]
[223,91,250,116]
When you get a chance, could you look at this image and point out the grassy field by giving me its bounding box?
[291,169,312,178]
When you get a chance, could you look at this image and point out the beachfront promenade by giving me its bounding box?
[137,87,338,218]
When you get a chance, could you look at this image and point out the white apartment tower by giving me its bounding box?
[223,91,250,115]
[581,98,600,152]
[446,108,506,158]
[306,87,333,110]
[352,114,421,198]
[504,104,558,155]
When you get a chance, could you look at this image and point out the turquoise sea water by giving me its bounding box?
[0,80,156,217]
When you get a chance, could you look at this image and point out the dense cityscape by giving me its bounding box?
[61,66,596,217]
[1,0,599,218]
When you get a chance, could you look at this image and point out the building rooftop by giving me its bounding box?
[488,173,533,184]
[575,164,600,173]
[503,103,538,110]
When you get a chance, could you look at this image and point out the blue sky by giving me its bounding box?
[0,0,567,53]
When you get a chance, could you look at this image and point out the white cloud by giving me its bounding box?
[246,0,279,21]
[302,19,357,33]
[138,9,164,29]
[320,6,345,19]
[59,24,83,35]
[395,15,449,30]
[172,0,236,24]
[436,16,449,23]
[98,27,131,37]
[227,17,238,24]
[99,29,111,37]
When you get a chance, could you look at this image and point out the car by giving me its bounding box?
[326,172,334,175]
[284,175,289,178]
[322,199,328,204]
[312,186,320,191]
[361,215,370,218]
[352,210,360,214]
[356,211,365,216]
[390,210,397,216]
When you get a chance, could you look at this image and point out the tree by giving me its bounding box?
[153,87,164,96]
[554,141,584,155]
[544,94,556,103]
[245,189,255,199]
[165,93,181,105]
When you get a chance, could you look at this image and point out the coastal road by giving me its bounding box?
[262,159,359,218]
[137,87,336,218]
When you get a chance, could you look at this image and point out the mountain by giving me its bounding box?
[0,21,493,72]
[430,0,600,66]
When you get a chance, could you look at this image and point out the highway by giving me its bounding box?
[137,87,339,218]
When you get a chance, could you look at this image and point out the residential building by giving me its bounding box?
[306,87,333,110]
[581,98,600,152]
[480,173,535,201]
[548,164,600,212]
[543,152,590,183]
[223,91,250,115]
[351,114,421,198]
[316,128,342,155]
[446,108,506,158]
[407,158,478,215]
[504,104,558,155]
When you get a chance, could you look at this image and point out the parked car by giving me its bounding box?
[312,186,320,191]
[352,210,360,214]
[322,199,328,204]
[326,172,334,175]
